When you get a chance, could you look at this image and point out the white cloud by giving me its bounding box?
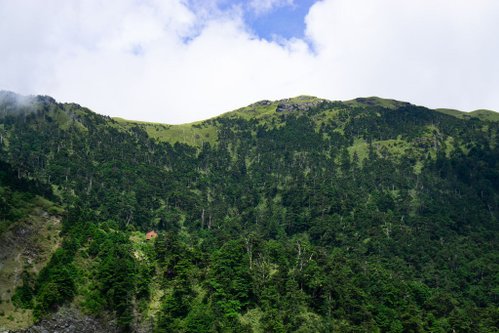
[0,0,498,124]
[304,0,499,111]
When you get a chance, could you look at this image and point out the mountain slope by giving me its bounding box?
[0,158,63,331]
[0,91,498,332]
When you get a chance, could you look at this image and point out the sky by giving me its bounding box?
[0,0,498,124]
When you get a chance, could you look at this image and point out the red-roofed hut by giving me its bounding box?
[146,230,158,241]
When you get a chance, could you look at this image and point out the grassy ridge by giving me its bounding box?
[114,97,499,150]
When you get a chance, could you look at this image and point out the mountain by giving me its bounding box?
[0,91,498,332]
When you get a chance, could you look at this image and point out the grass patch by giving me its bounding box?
[222,101,278,121]
[469,109,499,121]
[113,118,218,147]
[436,108,499,122]
[345,97,408,110]
[375,138,412,156]
[348,138,369,161]
[348,137,411,162]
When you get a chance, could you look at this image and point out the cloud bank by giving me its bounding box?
[0,0,498,123]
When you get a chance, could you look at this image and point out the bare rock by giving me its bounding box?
[13,307,119,333]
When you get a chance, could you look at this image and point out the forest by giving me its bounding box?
[0,91,497,332]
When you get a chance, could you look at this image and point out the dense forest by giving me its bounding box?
[0,91,498,332]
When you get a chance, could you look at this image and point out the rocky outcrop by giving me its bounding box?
[12,307,118,333]
[275,96,325,113]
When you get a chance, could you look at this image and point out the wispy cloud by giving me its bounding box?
[248,0,294,15]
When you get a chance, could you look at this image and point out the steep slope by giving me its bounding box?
[0,91,498,332]
[0,158,63,331]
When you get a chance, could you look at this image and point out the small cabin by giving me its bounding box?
[146,230,158,241]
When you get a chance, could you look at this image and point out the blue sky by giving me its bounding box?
[183,0,317,41]
[0,0,498,123]
[241,0,317,40]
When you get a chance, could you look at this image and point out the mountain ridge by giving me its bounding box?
[111,94,498,127]
[109,94,499,148]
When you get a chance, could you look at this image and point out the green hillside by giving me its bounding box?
[435,107,499,122]
[0,91,498,332]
